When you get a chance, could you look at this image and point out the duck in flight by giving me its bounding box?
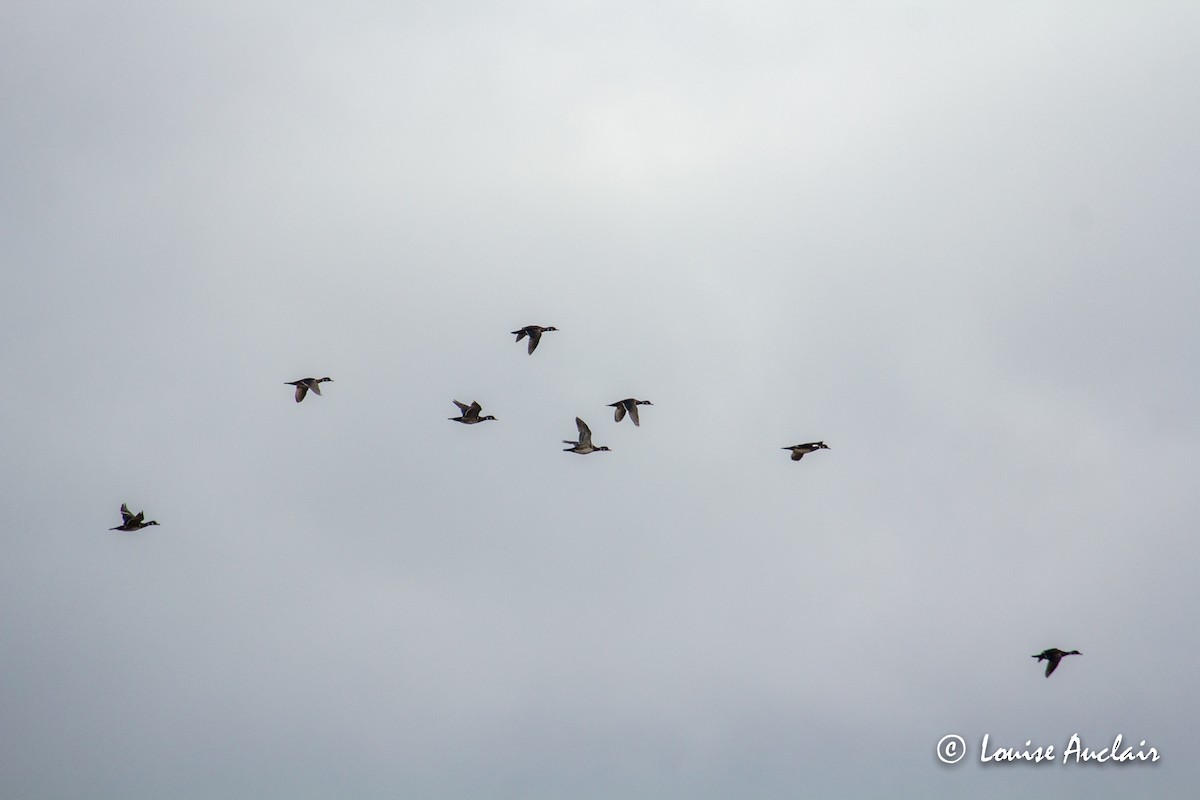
[1032,648,1082,677]
[449,400,497,424]
[608,398,653,426]
[783,441,830,461]
[511,325,558,354]
[110,503,160,531]
[286,377,333,403]
[563,417,610,454]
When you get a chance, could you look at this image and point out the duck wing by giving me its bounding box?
[791,449,805,461]
[120,503,135,524]
[575,417,593,447]
[628,403,640,426]
[1044,655,1061,677]
[466,401,482,419]
[527,329,542,354]
[612,403,627,423]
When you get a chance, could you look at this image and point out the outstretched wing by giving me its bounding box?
[453,400,470,415]
[613,403,627,423]
[466,401,482,419]
[120,503,135,524]
[308,380,322,396]
[512,328,528,342]
[294,383,309,403]
[791,449,804,461]
[527,329,542,354]
[1045,656,1060,677]
[575,417,592,447]
[628,403,640,426]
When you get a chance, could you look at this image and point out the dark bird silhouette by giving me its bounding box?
[110,503,160,531]
[286,377,333,403]
[782,441,830,461]
[563,417,610,454]
[511,325,558,354]
[449,400,497,424]
[608,398,653,426]
[1032,648,1082,677]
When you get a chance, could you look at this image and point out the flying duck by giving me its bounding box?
[511,325,558,355]
[110,503,160,531]
[286,377,333,403]
[449,400,497,424]
[783,441,830,461]
[608,398,653,426]
[1032,648,1082,677]
[563,417,610,454]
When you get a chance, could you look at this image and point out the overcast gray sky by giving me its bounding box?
[2,2,1197,798]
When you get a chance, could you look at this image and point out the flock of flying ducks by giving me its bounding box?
[108,323,1080,678]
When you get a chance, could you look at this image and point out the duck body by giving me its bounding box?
[563,417,610,454]
[608,398,653,426]
[783,441,830,461]
[511,325,558,354]
[449,400,497,424]
[110,503,160,531]
[286,377,333,403]
[1032,648,1082,677]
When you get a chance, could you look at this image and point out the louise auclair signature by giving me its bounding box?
[937,733,1160,765]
